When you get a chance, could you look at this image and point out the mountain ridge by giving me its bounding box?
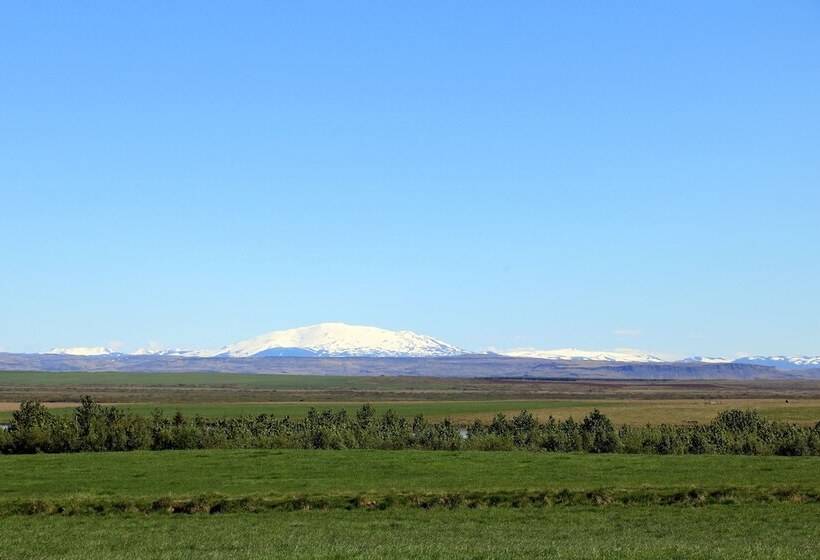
[33,323,820,370]
[3,351,815,379]
[502,348,665,363]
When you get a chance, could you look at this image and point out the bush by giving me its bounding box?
[464,433,515,451]
[581,410,621,453]
[1,398,816,457]
[0,426,14,454]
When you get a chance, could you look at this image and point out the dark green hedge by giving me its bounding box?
[2,397,819,455]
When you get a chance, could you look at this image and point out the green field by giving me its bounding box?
[2,506,818,560]
[4,449,820,500]
[1,449,819,559]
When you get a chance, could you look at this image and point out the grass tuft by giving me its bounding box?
[4,487,820,517]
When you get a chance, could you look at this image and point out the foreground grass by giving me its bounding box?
[2,450,817,559]
[1,449,819,502]
[1,506,818,559]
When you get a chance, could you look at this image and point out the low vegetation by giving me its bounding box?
[2,397,819,455]
[6,487,820,516]
[4,505,818,559]
[2,446,817,558]
[1,448,818,513]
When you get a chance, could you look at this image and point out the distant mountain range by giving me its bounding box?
[729,356,820,370]
[22,322,818,378]
[681,355,820,369]
[502,348,665,363]
[51,323,464,359]
[2,352,815,380]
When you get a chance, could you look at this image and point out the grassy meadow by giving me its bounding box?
[1,449,819,559]
[2,505,818,560]
[3,449,820,500]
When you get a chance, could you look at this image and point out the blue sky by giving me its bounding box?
[1,2,819,357]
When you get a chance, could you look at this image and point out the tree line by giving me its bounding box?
[2,397,819,455]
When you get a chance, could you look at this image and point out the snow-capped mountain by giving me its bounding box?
[47,346,118,356]
[131,347,203,357]
[40,324,464,359]
[681,356,731,364]
[502,348,665,363]
[204,323,465,358]
[681,355,820,369]
[38,329,817,368]
[733,356,820,370]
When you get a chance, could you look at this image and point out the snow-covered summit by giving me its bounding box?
[682,355,820,369]
[681,356,731,364]
[39,329,817,368]
[131,347,201,357]
[46,346,118,356]
[733,355,820,370]
[502,347,665,363]
[206,322,465,358]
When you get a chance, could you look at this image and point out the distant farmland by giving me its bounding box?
[1,371,819,425]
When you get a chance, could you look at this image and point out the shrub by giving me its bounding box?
[581,409,621,453]
[0,399,815,456]
[0,427,12,454]
[465,433,515,451]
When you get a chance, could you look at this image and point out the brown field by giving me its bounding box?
[0,401,79,412]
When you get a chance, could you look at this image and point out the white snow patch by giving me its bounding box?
[681,356,731,364]
[502,347,665,363]
[735,355,820,368]
[46,346,117,356]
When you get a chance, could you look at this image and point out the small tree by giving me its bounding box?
[11,401,53,431]
[581,409,621,453]
[10,401,57,453]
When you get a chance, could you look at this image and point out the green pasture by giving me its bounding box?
[2,449,818,501]
[1,505,818,560]
[1,450,819,559]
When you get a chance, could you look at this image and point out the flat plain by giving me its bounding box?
[2,371,820,424]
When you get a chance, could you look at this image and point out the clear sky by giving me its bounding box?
[2,2,819,358]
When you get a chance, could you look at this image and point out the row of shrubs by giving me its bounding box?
[2,397,819,455]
